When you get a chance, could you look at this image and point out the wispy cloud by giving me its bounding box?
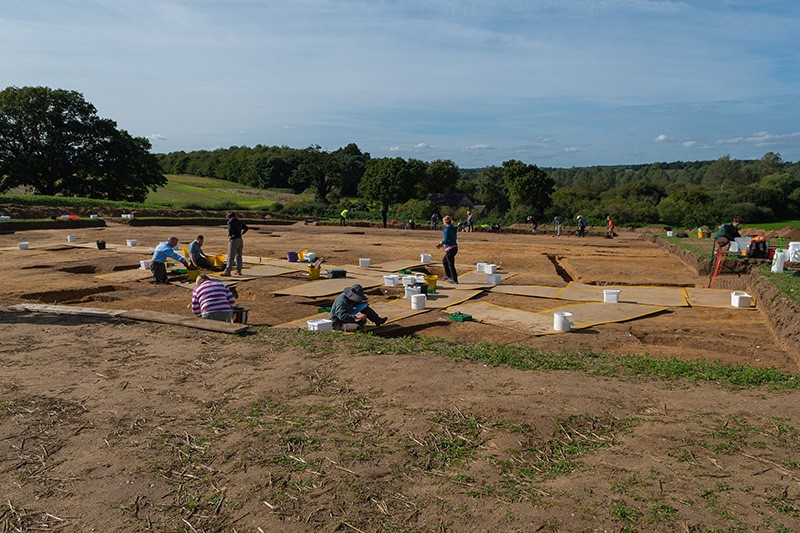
[148,133,167,142]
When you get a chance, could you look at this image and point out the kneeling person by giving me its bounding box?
[151,236,189,284]
[189,235,215,270]
[190,274,236,321]
[330,284,387,332]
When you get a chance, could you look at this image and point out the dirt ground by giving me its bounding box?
[1,222,799,531]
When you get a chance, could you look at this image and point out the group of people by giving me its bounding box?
[149,212,250,322]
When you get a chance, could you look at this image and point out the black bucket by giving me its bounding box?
[231,306,249,324]
[96,240,106,250]
[414,282,429,294]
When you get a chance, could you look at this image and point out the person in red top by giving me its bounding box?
[190,274,236,321]
[606,215,616,239]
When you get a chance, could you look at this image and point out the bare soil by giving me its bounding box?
[1,222,799,531]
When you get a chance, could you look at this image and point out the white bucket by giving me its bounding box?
[359,258,370,268]
[384,274,399,286]
[771,251,786,273]
[126,239,137,247]
[411,293,426,310]
[89,214,98,219]
[307,318,333,331]
[476,262,486,272]
[402,275,416,287]
[304,252,316,262]
[485,264,497,274]
[18,242,29,250]
[486,273,502,285]
[788,242,800,262]
[730,291,752,308]
[666,230,673,237]
[553,311,573,332]
[414,274,426,283]
[603,289,620,303]
[67,234,77,243]
[139,260,152,270]
[420,253,432,263]
[405,285,422,299]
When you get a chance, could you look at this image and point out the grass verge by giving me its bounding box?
[756,264,800,307]
[253,328,800,389]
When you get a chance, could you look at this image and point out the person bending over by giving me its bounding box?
[189,235,214,270]
[150,236,189,284]
[329,284,386,332]
[714,216,743,247]
[190,274,236,322]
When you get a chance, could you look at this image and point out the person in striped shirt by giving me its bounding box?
[190,274,236,321]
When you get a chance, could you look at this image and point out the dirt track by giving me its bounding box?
[1,222,799,531]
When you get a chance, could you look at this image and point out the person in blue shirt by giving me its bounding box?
[188,235,214,270]
[151,236,188,284]
[437,215,459,283]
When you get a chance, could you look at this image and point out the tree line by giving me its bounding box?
[3,86,799,228]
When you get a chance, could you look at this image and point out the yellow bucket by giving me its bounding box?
[424,275,438,291]
[187,268,201,282]
[308,266,320,280]
[211,254,226,267]
[697,231,704,238]
[298,249,308,261]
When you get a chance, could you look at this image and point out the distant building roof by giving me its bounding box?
[426,193,474,208]
[473,204,487,215]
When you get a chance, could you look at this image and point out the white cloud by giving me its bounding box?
[655,134,669,143]
[717,131,800,147]
[564,146,579,152]
[682,140,696,147]
[148,133,167,141]
[467,143,496,150]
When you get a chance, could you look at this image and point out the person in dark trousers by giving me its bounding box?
[329,284,387,332]
[221,213,248,276]
[150,236,189,284]
[430,212,439,230]
[466,210,474,232]
[576,215,587,237]
[714,216,743,247]
[380,206,388,228]
[437,215,459,283]
[339,208,349,226]
[188,235,214,270]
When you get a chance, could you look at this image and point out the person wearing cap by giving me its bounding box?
[329,284,387,332]
[714,216,743,246]
[150,236,189,284]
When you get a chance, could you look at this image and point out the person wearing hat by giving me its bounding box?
[576,215,587,237]
[330,284,387,332]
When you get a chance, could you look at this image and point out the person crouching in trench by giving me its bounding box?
[329,284,387,332]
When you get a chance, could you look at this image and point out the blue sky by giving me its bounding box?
[2,0,799,167]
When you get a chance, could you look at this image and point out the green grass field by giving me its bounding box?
[144,175,307,210]
[749,220,800,230]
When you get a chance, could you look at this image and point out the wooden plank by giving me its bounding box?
[488,285,565,299]
[273,276,384,298]
[685,287,757,309]
[422,289,483,309]
[95,269,153,282]
[541,301,668,326]
[560,282,689,307]
[442,301,562,335]
[121,309,249,334]
[7,303,126,317]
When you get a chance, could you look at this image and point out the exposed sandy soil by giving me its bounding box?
[1,222,799,531]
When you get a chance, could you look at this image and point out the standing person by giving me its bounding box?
[150,236,189,284]
[527,215,538,234]
[339,208,349,226]
[576,215,587,237]
[606,215,616,239]
[190,274,236,322]
[430,212,439,230]
[380,205,388,228]
[466,210,474,232]
[329,283,387,332]
[714,216,743,247]
[221,212,248,276]
[437,215,459,283]
[188,235,214,270]
[553,216,563,236]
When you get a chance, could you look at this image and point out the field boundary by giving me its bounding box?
[0,219,107,233]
